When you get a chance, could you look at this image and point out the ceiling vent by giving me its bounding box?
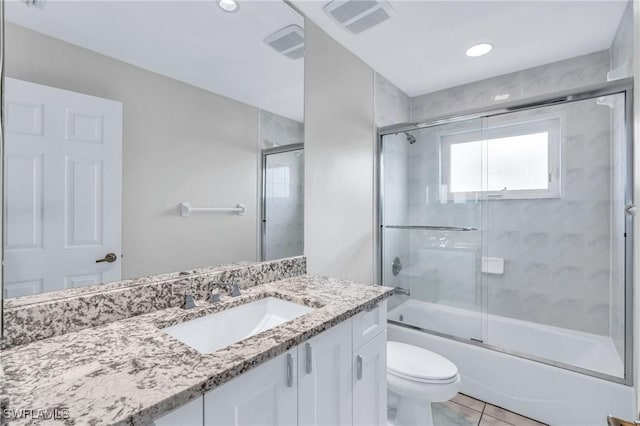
[323,0,395,34]
[264,25,305,60]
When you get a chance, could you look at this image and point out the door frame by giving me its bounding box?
[1,0,5,337]
[260,143,304,261]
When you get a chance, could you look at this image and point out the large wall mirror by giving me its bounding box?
[1,0,305,300]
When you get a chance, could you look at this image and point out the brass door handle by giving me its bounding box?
[608,416,640,426]
[96,253,117,263]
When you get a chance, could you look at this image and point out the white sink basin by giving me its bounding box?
[163,297,314,354]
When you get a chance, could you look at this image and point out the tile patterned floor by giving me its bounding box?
[431,393,548,426]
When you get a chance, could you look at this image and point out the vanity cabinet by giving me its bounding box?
[204,349,298,426]
[154,395,204,426]
[154,301,387,426]
[353,330,387,426]
[298,320,353,426]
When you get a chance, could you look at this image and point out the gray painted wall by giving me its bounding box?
[304,19,375,283]
[5,23,262,279]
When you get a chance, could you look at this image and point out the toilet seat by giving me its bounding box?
[387,341,459,384]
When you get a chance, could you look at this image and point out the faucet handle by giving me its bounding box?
[229,284,241,297]
[211,281,241,297]
[182,292,196,309]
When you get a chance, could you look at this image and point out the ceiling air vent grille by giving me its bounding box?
[264,25,305,60]
[323,0,395,34]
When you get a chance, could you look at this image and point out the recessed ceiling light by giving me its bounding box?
[218,0,238,13]
[466,43,493,58]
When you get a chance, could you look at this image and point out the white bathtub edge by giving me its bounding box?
[389,323,635,426]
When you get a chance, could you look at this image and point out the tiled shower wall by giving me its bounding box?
[259,110,304,149]
[259,110,304,260]
[411,50,610,121]
[485,101,615,336]
[609,1,634,361]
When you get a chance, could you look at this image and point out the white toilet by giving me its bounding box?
[387,341,461,426]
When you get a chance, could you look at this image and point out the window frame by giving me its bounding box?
[439,116,563,201]
[265,165,291,199]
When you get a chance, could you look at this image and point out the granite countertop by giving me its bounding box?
[0,275,393,426]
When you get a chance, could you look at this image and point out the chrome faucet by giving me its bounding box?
[212,282,241,297]
[394,287,411,297]
[182,292,196,309]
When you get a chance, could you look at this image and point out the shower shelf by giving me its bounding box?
[384,225,478,231]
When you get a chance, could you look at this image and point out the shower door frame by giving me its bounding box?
[376,78,635,386]
[260,143,304,262]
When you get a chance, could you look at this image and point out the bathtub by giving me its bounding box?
[388,299,634,425]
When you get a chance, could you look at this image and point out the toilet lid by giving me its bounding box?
[387,341,458,382]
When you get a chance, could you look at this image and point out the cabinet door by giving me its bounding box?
[353,330,387,426]
[204,350,297,426]
[154,396,204,426]
[298,320,352,426]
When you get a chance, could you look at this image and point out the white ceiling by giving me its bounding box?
[293,0,629,97]
[5,0,305,121]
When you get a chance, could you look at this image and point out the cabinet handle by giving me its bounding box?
[286,353,294,387]
[305,343,313,374]
[356,355,363,380]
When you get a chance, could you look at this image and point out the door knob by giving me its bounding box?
[96,253,117,263]
[608,416,640,426]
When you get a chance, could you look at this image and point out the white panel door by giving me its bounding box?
[298,320,352,426]
[204,350,297,426]
[353,330,387,426]
[4,78,122,297]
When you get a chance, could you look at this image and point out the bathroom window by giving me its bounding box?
[266,165,291,198]
[440,117,561,200]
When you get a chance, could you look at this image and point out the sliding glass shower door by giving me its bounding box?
[380,85,632,382]
[382,118,487,343]
[262,144,304,261]
[482,93,629,379]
